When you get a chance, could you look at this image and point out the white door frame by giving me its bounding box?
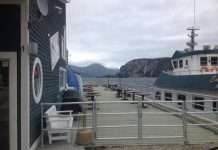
[0,2,30,150]
[0,52,17,150]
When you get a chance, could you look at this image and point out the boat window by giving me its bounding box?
[185,60,188,66]
[179,60,183,68]
[213,99,217,112]
[193,96,204,111]
[200,57,207,66]
[177,94,186,108]
[155,91,161,100]
[165,92,172,101]
[173,60,178,69]
[211,57,218,66]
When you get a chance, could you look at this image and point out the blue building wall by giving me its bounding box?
[29,0,66,146]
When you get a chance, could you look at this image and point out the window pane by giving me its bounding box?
[32,58,43,103]
[185,60,188,66]
[34,64,41,97]
[155,91,161,100]
[165,92,172,101]
[179,60,183,68]
[173,61,178,69]
[59,68,66,91]
[177,94,186,107]
[200,57,207,66]
[193,96,204,110]
[211,57,218,66]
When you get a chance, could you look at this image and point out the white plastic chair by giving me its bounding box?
[44,105,73,144]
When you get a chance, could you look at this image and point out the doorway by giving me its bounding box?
[0,53,17,150]
[0,59,9,149]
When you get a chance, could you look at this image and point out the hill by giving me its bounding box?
[70,63,119,77]
[117,57,173,77]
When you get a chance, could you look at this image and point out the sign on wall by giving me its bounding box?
[50,32,60,71]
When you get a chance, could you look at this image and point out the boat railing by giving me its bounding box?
[164,69,218,75]
[40,100,218,147]
[87,79,218,100]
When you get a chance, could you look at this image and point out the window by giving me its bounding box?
[213,100,217,112]
[173,60,178,69]
[193,96,204,110]
[61,36,65,59]
[165,92,172,101]
[185,60,189,67]
[59,67,66,91]
[179,60,183,68]
[177,94,186,108]
[61,26,66,60]
[211,57,218,66]
[32,57,43,103]
[155,91,161,100]
[200,57,207,66]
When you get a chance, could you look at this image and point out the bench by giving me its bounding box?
[44,105,74,144]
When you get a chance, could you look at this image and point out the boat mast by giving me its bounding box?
[186,0,200,52]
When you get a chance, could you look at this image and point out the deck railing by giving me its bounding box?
[83,78,218,97]
[41,99,218,147]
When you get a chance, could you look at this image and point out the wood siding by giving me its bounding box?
[29,0,66,147]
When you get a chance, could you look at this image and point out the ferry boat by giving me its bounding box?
[153,25,218,116]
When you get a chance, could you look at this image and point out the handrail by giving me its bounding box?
[41,99,218,147]
[84,78,218,99]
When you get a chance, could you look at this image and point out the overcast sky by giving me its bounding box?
[66,0,218,69]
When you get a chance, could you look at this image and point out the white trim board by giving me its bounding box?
[0,52,17,150]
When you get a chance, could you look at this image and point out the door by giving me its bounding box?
[0,53,17,150]
[0,59,9,149]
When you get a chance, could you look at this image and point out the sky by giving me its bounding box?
[66,0,218,69]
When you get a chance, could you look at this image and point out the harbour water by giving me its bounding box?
[83,77,156,87]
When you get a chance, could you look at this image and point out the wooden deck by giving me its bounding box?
[83,87,218,145]
[38,86,218,150]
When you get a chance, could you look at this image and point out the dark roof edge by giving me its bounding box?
[172,50,218,59]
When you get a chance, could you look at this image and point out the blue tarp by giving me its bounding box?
[67,66,79,89]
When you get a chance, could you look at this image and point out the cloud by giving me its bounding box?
[66,0,218,68]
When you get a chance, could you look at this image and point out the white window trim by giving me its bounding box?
[61,26,67,61]
[59,67,66,91]
[32,57,43,103]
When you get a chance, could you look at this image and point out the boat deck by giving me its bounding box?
[37,86,218,150]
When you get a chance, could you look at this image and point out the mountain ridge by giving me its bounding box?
[117,57,173,77]
[70,63,119,77]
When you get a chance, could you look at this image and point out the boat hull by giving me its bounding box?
[154,72,218,90]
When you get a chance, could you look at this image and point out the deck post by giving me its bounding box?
[92,102,96,144]
[182,101,189,144]
[138,100,143,139]
[41,104,44,148]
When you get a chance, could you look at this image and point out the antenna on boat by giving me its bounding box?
[186,0,200,52]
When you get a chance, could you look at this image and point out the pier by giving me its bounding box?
[38,85,218,150]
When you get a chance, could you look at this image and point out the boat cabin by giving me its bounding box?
[171,46,218,76]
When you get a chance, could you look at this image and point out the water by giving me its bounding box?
[82,77,156,88]
[83,77,156,86]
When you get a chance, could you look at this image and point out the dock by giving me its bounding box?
[38,86,218,150]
